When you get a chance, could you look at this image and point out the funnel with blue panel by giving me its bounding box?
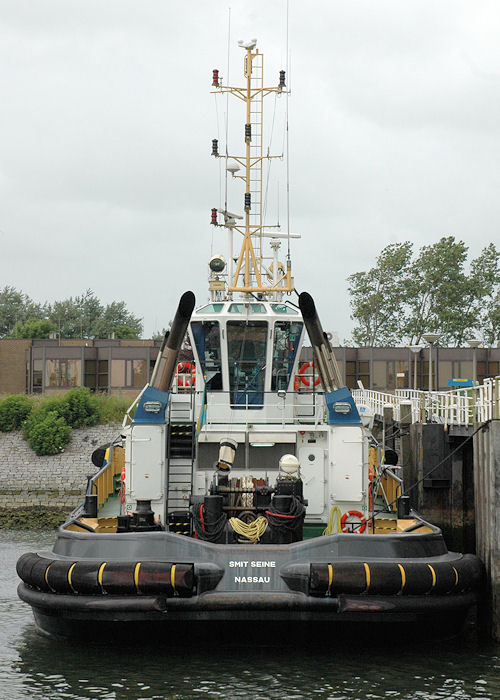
[325,387,362,425]
[132,385,170,424]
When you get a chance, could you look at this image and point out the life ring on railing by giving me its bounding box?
[341,510,367,534]
[177,362,196,387]
[296,362,321,389]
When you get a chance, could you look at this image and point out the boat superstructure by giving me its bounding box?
[17,40,483,640]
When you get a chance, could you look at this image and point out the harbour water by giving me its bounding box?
[1,530,499,700]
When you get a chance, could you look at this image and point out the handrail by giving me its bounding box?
[87,444,124,509]
[354,375,500,426]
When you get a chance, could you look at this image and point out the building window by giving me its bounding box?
[84,360,109,392]
[111,359,125,387]
[45,359,81,388]
[32,359,43,394]
[394,361,408,389]
[126,359,147,388]
[372,361,386,390]
[345,361,356,389]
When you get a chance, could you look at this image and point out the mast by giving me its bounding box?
[211,40,296,298]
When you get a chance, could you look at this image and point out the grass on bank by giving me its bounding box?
[0,389,132,456]
[0,507,70,530]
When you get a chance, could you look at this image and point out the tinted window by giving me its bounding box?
[227,321,267,407]
[272,321,303,390]
[191,321,222,390]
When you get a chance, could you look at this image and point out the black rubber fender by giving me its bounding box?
[455,553,484,593]
[16,553,51,592]
[364,562,404,595]
[16,554,197,596]
[309,554,483,597]
[46,560,77,594]
[29,556,53,592]
[101,562,137,595]
[70,561,102,594]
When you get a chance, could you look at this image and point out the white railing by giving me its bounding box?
[353,376,500,426]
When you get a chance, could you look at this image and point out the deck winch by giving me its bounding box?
[190,449,306,544]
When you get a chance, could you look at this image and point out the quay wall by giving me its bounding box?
[474,419,500,642]
[0,424,122,509]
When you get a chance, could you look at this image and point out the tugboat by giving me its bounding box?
[17,40,482,640]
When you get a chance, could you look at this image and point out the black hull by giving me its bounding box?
[17,527,484,641]
[19,582,477,641]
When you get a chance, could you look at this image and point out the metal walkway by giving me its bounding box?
[353,376,500,427]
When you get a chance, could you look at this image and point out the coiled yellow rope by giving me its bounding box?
[229,516,268,543]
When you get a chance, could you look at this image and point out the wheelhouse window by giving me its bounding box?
[228,303,266,314]
[191,321,222,390]
[271,304,298,315]
[227,321,267,407]
[271,321,303,391]
[197,304,224,314]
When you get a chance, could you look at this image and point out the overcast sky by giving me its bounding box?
[1,1,499,341]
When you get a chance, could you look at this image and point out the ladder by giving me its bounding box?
[166,392,196,520]
[249,52,263,276]
[166,422,195,515]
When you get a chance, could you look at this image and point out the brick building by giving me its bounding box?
[0,338,498,396]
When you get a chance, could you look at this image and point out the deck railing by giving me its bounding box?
[353,376,500,426]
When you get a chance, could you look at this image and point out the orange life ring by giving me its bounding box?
[297,361,321,388]
[341,510,367,534]
[177,362,196,387]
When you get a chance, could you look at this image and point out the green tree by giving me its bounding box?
[49,289,104,338]
[0,286,45,337]
[348,237,500,346]
[9,318,57,339]
[403,237,469,345]
[482,291,500,346]
[0,286,143,339]
[92,301,143,339]
[347,242,413,345]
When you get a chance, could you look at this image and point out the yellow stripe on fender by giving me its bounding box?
[327,563,333,590]
[134,562,141,590]
[170,564,176,592]
[98,562,107,587]
[427,564,436,591]
[44,564,52,587]
[397,564,406,593]
[363,562,371,592]
[67,563,76,592]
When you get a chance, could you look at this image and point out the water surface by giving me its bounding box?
[2,530,499,699]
